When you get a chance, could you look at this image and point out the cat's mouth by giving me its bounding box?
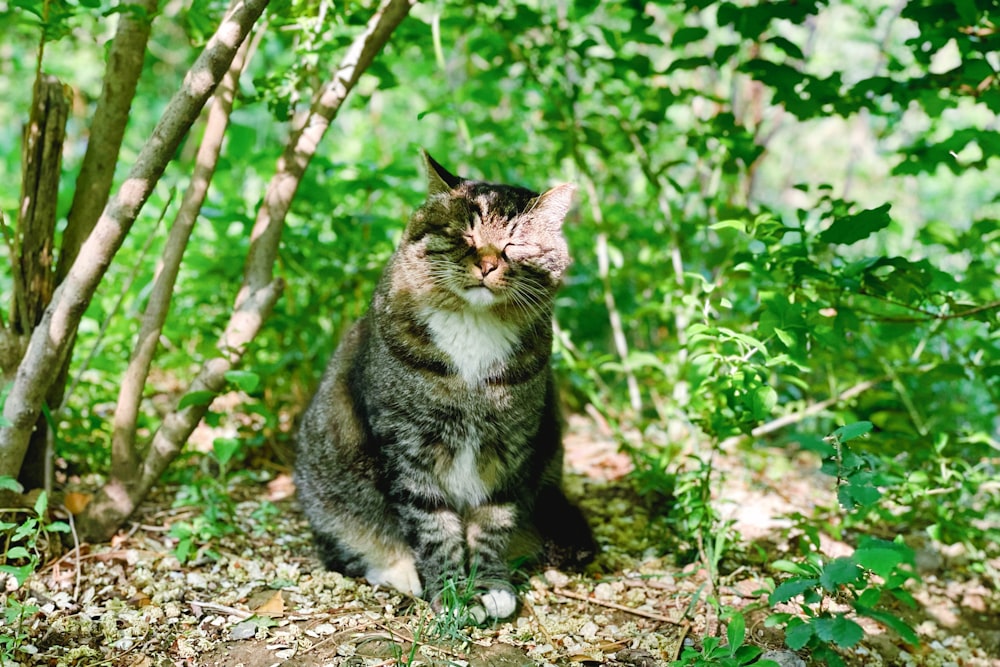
[462,284,498,306]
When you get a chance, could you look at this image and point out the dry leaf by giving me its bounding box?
[253,590,286,617]
[64,491,92,514]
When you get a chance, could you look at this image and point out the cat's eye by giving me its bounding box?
[503,242,537,261]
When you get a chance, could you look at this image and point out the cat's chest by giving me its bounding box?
[420,307,521,384]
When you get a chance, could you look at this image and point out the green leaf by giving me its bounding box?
[224,370,260,393]
[813,616,865,647]
[751,386,778,419]
[710,219,748,231]
[830,421,873,443]
[771,559,818,576]
[178,391,217,409]
[212,437,243,468]
[5,546,30,559]
[784,621,814,650]
[0,476,23,493]
[818,204,892,245]
[33,490,48,516]
[856,587,882,608]
[861,609,919,646]
[767,35,804,59]
[672,26,708,47]
[855,547,905,578]
[726,612,746,653]
[820,557,862,591]
[0,563,35,587]
[770,577,819,604]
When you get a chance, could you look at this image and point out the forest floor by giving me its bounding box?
[8,414,1000,667]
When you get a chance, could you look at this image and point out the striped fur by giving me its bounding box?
[294,154,596,621]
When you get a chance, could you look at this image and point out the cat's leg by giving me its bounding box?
[395,502,470,607]
[464,502,519,621]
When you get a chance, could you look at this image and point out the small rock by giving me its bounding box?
[578,621,599,640]
[229,619,258,640]
[613,648,658,667]
[544,569,570,588]
[185,571,208,590]
[593,583,615,600]
[760,650,806,667]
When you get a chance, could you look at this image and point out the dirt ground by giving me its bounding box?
[6,415,1000,666]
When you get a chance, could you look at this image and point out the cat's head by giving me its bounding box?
[400,152,574,314]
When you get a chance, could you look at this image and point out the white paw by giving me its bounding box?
[365,556,423,597]
[478,588,517,619]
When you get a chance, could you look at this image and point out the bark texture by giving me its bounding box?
[9,75,69,490]
[57,0,160,284]
[0,0,270,481]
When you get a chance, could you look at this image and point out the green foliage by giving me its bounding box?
[672,612,779,667]
[0,478,71,663]
[765,425,921,664]
[1,0,998,660]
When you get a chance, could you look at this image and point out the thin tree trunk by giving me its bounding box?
[33,0,161,489]
[57,0,159,284]
[77,0,417,541]
[110,36,255,484]
[14,75,67,332]
[0,0,269,481]
[11,75,69,490]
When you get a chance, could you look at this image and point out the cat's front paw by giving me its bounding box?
[467,587,518,624]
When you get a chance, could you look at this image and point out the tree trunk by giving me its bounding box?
[77,0,418,542]
[0,0,270,481]
[11,75,69,490]
[58,0,159,285]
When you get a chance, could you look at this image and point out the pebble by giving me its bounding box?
[593,583,615,600]
[544,569,570,587]
[760,650,806,667]
[578,621,599,639]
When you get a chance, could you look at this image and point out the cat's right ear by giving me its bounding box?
[423,151,463,195]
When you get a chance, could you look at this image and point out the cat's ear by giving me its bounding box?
[423,151,463,195]
[530,183,576,227]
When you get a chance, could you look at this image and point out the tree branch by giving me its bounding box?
[110,36,255,483]
[77,0,416,541]
[0,0,270,480]
[237,0,417,307]
[57,0,160,284]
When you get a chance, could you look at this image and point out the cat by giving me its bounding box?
[294,152,596,623]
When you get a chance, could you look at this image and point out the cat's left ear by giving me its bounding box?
[530,183,576,227]
[423,150,463,195]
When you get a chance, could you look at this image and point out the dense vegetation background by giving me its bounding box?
[1,0,998,664]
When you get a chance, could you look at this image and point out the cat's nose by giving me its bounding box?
[479,254,500,276]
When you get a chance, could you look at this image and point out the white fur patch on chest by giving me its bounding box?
[421,307,520,384]
[443,445,488,508]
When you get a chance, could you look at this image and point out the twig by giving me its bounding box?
[64,508,82,603]
[717,373,894,450]
[674,621,691,660]
[190,600,254,619]
[522,595,554,646]
[553,588,684,626]
[369,619,466,660]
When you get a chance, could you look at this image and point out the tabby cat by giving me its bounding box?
[294,153,596,622]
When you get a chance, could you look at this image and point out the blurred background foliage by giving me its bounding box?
[1,0,998,556]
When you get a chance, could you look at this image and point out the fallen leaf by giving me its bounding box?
[253,590,285,617]
[64,491,92,514]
